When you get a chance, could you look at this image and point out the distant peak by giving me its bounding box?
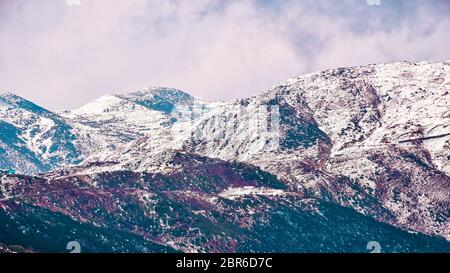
[1,91,19,98]
[0,92,27,103]
[0,92,51,115]
[124,87,193,101]
[115,87,195,114]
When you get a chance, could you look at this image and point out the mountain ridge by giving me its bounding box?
[1,60,450,252]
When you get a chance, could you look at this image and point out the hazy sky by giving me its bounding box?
[1,0,450,110]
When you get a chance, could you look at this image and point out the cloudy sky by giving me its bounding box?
[1,0,450,110]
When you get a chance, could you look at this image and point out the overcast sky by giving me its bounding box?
[1,0,450,110]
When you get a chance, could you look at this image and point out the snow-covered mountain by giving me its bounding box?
[0,93,81,174]
[74,60,449,241]
[71,61,449,175]
[1,60,449,252]
[0,87,211,173]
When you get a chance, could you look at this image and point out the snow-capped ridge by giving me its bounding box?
[116,87,195,114]
[2,60,450,243]
[0,93,82,174]
[0,92,29,105]
[70,95,126,116]
[118,86,193,101]
[71,87,195,117]
[0,91,20,98]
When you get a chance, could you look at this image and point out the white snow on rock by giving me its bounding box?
[218,186,285,200]
[1,61,450,242]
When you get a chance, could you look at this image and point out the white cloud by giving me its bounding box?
[0,0,449,110]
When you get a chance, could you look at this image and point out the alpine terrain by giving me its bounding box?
[1,60,450,253]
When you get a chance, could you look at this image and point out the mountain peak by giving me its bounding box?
[0,92,25,102]
[122,87,193,102]
[0,92,34,109]
[0,92,54,117]
[116,87,194,114]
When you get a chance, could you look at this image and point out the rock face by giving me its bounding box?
[1,60,450,252]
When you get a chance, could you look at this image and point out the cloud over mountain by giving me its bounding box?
[0,0,449,110]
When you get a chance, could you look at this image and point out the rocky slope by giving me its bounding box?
[2,152,450,253]
[1,60,449,252]
[0,93,81,174]
[78,61,450,241]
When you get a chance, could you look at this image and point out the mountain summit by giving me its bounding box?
[116,87,195,114]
